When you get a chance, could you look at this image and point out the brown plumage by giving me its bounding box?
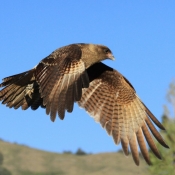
[79,62,169,165]
[0,43,169,165]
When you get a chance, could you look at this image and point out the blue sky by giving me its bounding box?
[0,1,175,154]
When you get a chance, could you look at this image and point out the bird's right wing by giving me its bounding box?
[35,44,89,121]
[78,62,169,165]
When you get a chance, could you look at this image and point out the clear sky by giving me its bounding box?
[0,1,175,154]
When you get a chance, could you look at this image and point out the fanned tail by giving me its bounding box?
[0,69,43,110]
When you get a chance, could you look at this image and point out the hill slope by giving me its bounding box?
[0,140,149,175]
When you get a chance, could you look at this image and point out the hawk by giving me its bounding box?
[0,43,169,165]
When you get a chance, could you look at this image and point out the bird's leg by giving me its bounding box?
[25,83,34,98]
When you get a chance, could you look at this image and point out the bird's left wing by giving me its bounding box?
[78,62,169,165]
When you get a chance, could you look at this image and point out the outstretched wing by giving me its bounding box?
[35,44,89,121]
[78,62,169,165]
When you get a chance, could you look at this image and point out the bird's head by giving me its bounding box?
[77,43,115,68]
[89,44,115,61]
[100,46,115,61]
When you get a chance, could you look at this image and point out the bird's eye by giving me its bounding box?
[104,49,110,54]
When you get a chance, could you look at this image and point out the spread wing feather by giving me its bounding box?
[136,128,151,164]
[35,44,89,121]
[78,62,169,165]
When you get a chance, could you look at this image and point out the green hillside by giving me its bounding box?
[0,140,149,175]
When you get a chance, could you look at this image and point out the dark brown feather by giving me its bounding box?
[136,128,151,165]
[129,134,139,166]
[0,70,38,109]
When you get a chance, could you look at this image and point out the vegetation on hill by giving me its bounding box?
[148,80,175,175]
[0,140,148,175]
[0,151,12,175]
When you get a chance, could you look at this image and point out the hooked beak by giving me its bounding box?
[107,53,115,60]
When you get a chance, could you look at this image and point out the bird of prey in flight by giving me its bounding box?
[0,43,169,165]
